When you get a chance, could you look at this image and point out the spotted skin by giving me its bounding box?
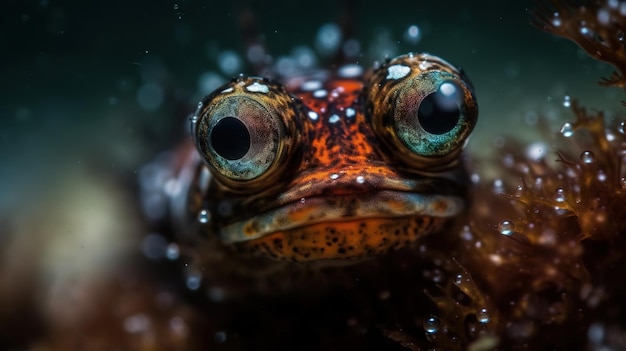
[183,53,477,262]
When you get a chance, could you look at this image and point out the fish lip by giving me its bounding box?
[273,167,467,207]
[219,189,465,244]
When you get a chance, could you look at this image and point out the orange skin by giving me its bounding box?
[185,54,476,262]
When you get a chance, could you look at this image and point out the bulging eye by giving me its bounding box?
[367,53,478,169]
[194,77,301,191]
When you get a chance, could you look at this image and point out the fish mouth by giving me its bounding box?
[219,173,465,244]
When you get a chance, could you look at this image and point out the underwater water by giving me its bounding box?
[1,0,626,349]
[1,0,622,210]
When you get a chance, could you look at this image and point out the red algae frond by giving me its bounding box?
[533,0,626,96]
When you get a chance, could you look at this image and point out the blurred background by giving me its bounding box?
[0,0,624,347]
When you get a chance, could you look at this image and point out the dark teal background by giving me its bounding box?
[1,0,623,215]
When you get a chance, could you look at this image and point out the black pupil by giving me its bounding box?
[210,117,251,160]
[418,82,462,135]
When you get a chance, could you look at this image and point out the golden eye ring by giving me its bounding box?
[194,77,302,192]
[367,53,478,170]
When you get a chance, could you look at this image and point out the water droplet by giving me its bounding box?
[620,177,626,189]
[493,179,504,194]
[404,25,421,45]
[460,225,473,241]
[454,273,464,285]
[560,122,574,137]
[330,173,339,180]
[423,316,441,335]
[124,313,151,333]
[563,95,571,107]
[498,220,514,235]
[619,121,626,134]
[214,331,227,344]
[525,142,547,160]
[477,308,490,324]
[597,9,610,25]
[173,4,179,10]
[198,209,211,224]
[186,272,202,290]
[141,233,167,260]
[166,243,180,260]
[470,173,480,183]
[554,187,566,202]
[580,150,595,164]
[597,170,607,182]
[588,322,605,345]
[315,23,342,56]
[356,175,365,184]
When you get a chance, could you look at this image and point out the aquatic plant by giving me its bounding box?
[421,1,626,349]
[533,0,626,97]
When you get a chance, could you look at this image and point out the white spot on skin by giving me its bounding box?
[246,82,269,93]
[345,108,356,118]
[313,89,327,98]
[386,64,410,80]
[308,111,319,121]
[328,114,340,123]
[419,61,432,71]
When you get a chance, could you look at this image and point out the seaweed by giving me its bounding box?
[533,0,626,98]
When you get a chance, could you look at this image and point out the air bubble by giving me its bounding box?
[580,150,595,164]
[493,179,504,194]
[498,220,514,236]
[552,12,561,27]
[186,272,202,290]
[214,331,227,344]
[315,23,342,56]
[198,209,211,224]
[554,187,566,202]
[470,173,480,183]
[403,25,421,45]
[560,122,574,137]
[141,233,167,260]
[423,316,441,335]
[597,9,610,25]
[166,243,180,260]
[477,308,490,324]
[563,95,571,107]
[124,313,151,333]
